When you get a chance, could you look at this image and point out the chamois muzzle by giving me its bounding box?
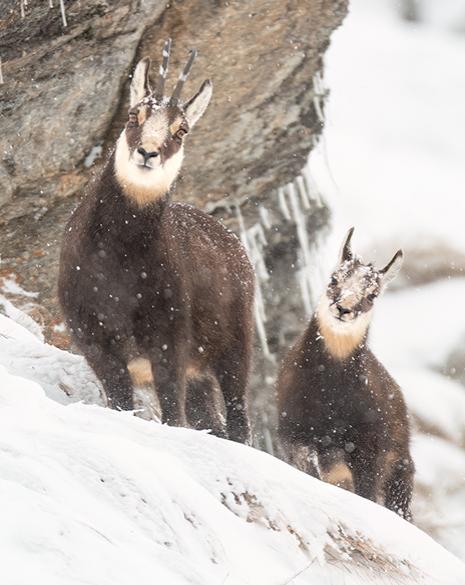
[137,147,159,160]
[336,304,351,318]
[136,147,160,168]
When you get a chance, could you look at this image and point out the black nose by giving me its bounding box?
[137,147,159,161]
[336,304,351,316]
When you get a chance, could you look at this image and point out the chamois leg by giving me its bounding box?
[318,448,354,492]
[384,456,414,521]
[83,344,134,410]
[150,345,187,428]
[350,447,379,503]
[214,346,251,445]
[185,373,227,438]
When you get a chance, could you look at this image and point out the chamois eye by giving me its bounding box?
[330,276,338,286]
[367,293,376,302]
[174,127,187,142]
[128,112,138,127]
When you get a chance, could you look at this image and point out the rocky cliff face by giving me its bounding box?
[0,0,348,445]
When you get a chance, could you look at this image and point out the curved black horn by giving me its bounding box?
[339,226,355,263]
[170,49,197,105]
[155,38,172,100]
[379,249,403,274]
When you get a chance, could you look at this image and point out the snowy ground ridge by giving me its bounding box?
[0,311,465,584]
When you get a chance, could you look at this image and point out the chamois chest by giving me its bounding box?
[278,326,395,444]
[303,353,378,419]
[59,192,184,338]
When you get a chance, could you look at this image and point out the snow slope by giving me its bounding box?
[0,310,464,583]
[1,361,464,585]
[0,309,102,406]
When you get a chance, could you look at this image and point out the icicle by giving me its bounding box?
[254,288,272,361]
[300,171,314,205]
[313,96,324,124]
[59,0,68,27]
[49,0,54,7]
[312,71,326,124]
[287,182,312,272]
[0,58,3,85]
[20,0,25,18]
[278,187,291,220]
[303,165,324,208]
[286,181,320,314]
[247,224,268,283]
[258,205,271,230]
[235,205,273,362]
[275,157,330,316]
[295,175,310,210]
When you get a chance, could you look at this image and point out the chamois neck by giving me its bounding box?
[314,302,369,361]
[92,156,169,227]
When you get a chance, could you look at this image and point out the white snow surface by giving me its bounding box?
[0,355,464,585]
[0,308,464,582]
[0,311,102,405]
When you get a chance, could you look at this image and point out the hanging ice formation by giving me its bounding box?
[235,205,273,362]
[19,0,67,26]
[283,168,327,316]
[235,160,327,361]
[312,71,327,125]
[59,0,68,27]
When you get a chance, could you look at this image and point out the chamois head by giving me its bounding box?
[115,39,212,205]
[317,228,403,345]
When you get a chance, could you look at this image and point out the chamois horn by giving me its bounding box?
[170,48,197,105]
[155,38,172,100]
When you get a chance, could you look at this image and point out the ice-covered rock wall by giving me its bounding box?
[0,0,346,327]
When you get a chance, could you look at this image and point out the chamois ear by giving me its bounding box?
[130,57,151,107]
[339,227,355,264]
[379,249,403,287]
[183,80,212,128]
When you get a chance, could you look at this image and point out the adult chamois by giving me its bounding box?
[58,40,254,443]
[277,228,414,520]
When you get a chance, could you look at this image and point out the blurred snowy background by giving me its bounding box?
[311,0,465,561]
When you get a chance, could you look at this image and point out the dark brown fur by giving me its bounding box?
[277,316,414,520]
[58,154,254,443]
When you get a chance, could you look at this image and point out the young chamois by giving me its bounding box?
[58,41,255,443]
[277,228,414,519]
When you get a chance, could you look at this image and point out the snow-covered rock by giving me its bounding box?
[0,364,464,585]
[0,310,102,406]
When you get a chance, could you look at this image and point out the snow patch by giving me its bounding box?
[0,363,463,584]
